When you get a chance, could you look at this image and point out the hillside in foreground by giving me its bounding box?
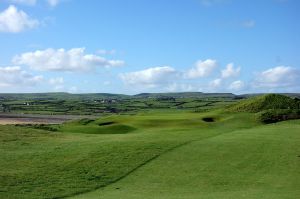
[227,94,300,123]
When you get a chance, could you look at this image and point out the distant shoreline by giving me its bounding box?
[0,113,98,125]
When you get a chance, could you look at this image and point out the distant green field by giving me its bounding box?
[1,94,300,199]
[0,92,238,115]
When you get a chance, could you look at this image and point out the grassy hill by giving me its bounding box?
[0,92,129,100]
[134,92,235,99]
[227,94,300,113]
[227,94,300,123]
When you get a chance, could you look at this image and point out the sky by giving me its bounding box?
[0,0,299,94]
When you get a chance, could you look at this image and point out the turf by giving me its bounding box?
[73,120,300,199]
[0,108,299,199]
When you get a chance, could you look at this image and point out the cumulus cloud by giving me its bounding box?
[229,80,245,91]
[6,0,63,7]
[49,77,64,85]
[0,5,39,33]
[185,59,218,79]
[209,78,222,89]
[120,66,178,88]
[48,77,64,90]
[0,66,43,88]
[166,83,195,92]
[253,66,300,88]
[13,48,125,72]
[221,63,241,79]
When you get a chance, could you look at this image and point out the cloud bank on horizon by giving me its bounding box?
[0,0,299,94]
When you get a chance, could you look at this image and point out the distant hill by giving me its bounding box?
[134,92,235,99]
[0,92,299,101]
[0,92,236,100]
[0,92,129,100]
[228,94,300,113]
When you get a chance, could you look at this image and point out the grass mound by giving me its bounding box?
[98,124,136,134]
[59,118,136,134]
[228,94,300,113]
[60,123,136,134]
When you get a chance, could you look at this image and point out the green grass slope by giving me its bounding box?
[227,94,300,123]
[1,111,260,199]
[73,120,300,199]
[59,118,137,134]
[227,94,300,113]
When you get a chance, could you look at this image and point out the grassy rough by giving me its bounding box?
[227,94,300,113]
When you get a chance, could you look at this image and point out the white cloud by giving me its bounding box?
[7,0,37,6]
[241,20,255,28]
[0,5,39,33]
[6,0,63,7]
[229,80,244,91]
[0,66,43,88]
[166,83,195,92]
[13,48,125,72]
[47,0,60,7]
[120,66,178,88]
[253,66,300,88]
[49,77,64,85]
[185,59,218,79]
[49,77,64,91]
[221,63,241,79]
[209,78,222,89]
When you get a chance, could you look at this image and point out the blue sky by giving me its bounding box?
[0,0,299,94]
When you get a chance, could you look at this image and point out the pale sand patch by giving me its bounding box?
[0,114,98,125]
[0,118,67,125]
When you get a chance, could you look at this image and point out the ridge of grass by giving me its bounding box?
[227,94,300,113]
